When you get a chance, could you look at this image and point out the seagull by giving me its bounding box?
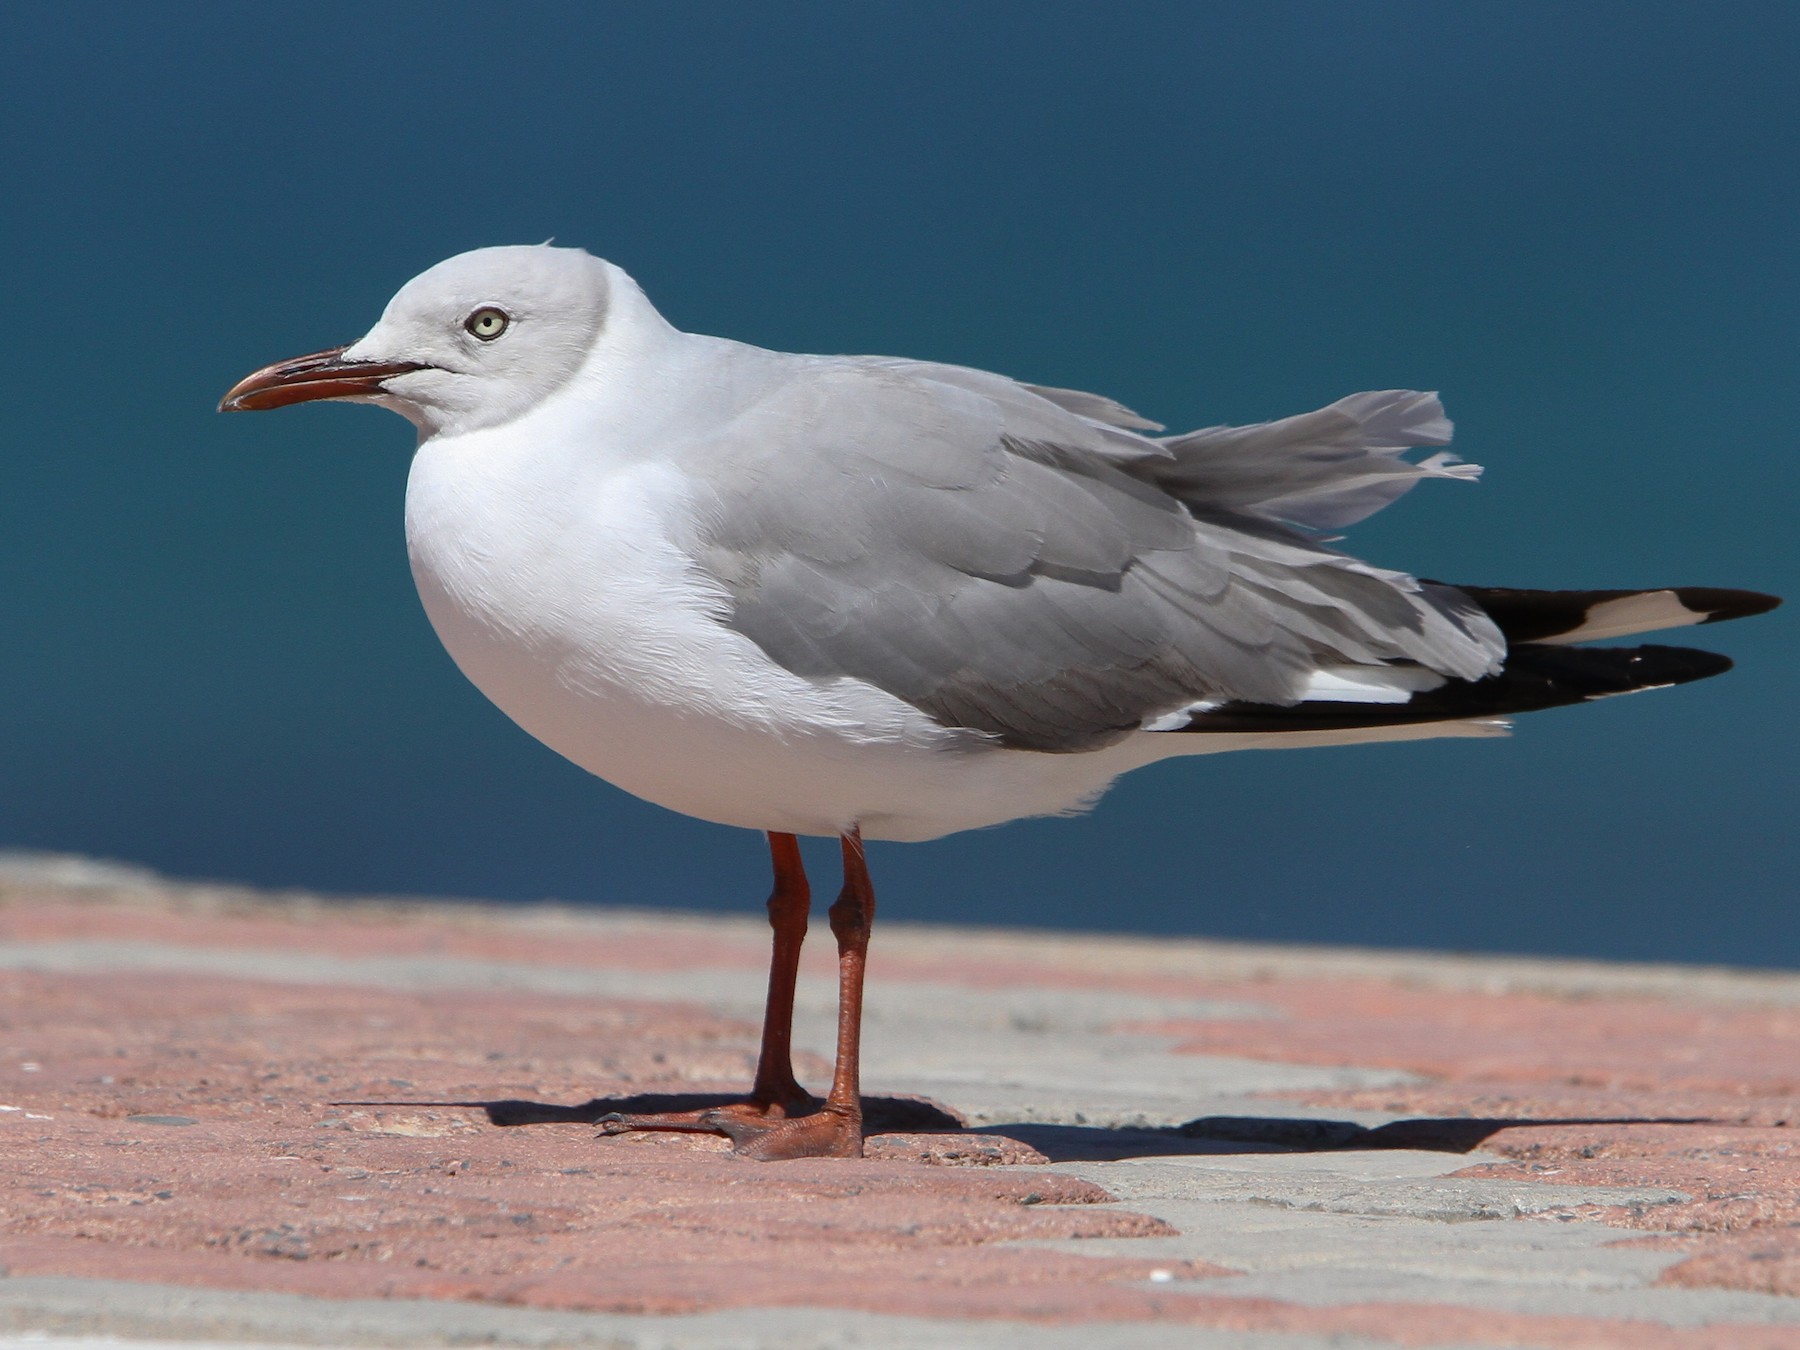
[222,244,1778,1160]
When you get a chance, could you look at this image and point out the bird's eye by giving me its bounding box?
[464,307,510,341]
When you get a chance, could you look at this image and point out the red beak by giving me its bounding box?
[218,346,430,412]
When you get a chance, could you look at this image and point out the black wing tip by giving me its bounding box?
[1677,587,1783,625]
[1633,642,1732,685]
[1174,642,1735,735]
[1432,582,1781,645]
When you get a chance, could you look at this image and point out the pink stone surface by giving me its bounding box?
[0,963,1200,1320]
[1148,977,1800,1296]
[3,880,1799,1345]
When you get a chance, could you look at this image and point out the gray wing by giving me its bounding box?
[678,358,1502,752]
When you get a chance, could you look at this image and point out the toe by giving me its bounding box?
[708,1108,864,1160]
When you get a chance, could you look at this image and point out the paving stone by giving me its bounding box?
[0,1278,1442,1350]
[2,863,1800,1348]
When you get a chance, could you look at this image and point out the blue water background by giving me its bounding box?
[1,3,1794,964]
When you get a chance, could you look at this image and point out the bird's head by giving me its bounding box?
[220,244,615,437]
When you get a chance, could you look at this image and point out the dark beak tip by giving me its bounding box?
[216,381,284,414]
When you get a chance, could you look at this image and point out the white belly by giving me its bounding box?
[402,432,1160,842]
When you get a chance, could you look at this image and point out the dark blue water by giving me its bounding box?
[1,3,1794,965]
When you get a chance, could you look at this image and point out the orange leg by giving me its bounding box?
[597,832,816,1136]
[706,828,873,1160]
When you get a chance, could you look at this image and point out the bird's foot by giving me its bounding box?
[703,1102,864,1160]
[596,1085,815,1138]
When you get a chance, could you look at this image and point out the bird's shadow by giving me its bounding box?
[335,1094,1711,1164]
[984,1113,1712,1163]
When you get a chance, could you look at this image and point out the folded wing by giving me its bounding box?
[681,360,1504,752]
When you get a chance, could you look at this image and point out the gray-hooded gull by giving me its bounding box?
[221,244,1778,1160]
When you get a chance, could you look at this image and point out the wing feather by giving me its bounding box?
[682,358,1501,751]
